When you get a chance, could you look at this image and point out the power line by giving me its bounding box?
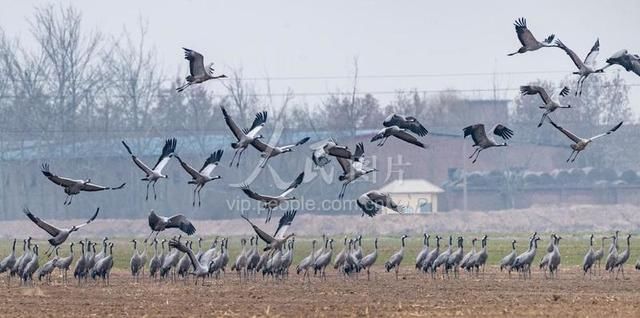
[0,83,637,99]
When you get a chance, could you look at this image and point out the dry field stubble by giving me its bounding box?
[1,266,640,317]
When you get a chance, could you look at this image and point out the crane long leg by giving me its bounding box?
[152,180,159,200]
[472,149,483,163]
[192,186,198,207]
[566,150,576,162]
[197,186,203,206]
[538,111,550,127]
[145,182,150,200]
[570,150,581,162]
[236,148,246,167]
[468,148,480,159]
[229,149,239,167]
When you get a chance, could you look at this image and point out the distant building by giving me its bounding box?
[378,179,444,213]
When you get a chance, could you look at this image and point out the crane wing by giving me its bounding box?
[121,141,154,176]
[73,207,100,229]
[167,214,196,235]
[220,106,245,140]
[555,39,584,70]
[583,39,600,66]
[199,150,223,176]
[547,118,582,144]
[513,18,539,47]
[589,121,623,141]
[241,215,275,244]
[182,48,206,77]
[152,138,177,172]
[250,138,273,153]
[463,124,487,146]
[273,210,297,239]
[81,182,125,192]
[175,155,201,180]
[41,164,79,188]
[246,111,268,138]
[23,208,60,237]
[493,125,514,140]
[520,85,551,104]
[356,194,380,217]
[327,145,353,159]
[240,185,271,202]
[393,130,426,148]
[280,172,304,197]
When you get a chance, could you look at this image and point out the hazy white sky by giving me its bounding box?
[2,0,639,111]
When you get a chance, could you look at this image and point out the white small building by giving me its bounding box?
[378,179,444,213]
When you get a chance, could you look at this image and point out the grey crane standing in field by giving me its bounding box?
[545,233,556,254]
[279,239,295,278]
[333,236,348,270]
[231,238,248,280]
[54,243,74,284]
[415,233,430,269]
[161,236,182,281]
[130,239,143,282]
[17,238,35,279]
[73,240,87,284]
[422,236,441,277]
[520,85,571,127]
[343,239,361,277]
[240,172,305,223]
[356,191,403,217]
[385,234,408,280]
[543,235,562,279]
[433,236,452,278]
[463,124,514,163]
[149,239,162,279]
[178,241,194,280]
[583,234,596,277]
[242,210,297,252]
[251,136,311,168]
[313,239,334,281]
[145,209,196,243]
[122,138,177,200]
[555,38,604,96]
[383,114,429,137]
[446,237,464,278]
[499,240,517,277]
[92,242,114,285]
[353,235,363,261]
[460,237,477,272]
[95,237,109,264]
[605,234,619,277]
[358,238,378,281]
[614,234,631,279]
[370,125,426,148]
[221,106,267,167]
[507,17,556,56]
[176,48,227,92]
[9,239,26,282]
[23,207,99,256]
[468,235,489,275]
[335,142,377,199]
[513,235,540,280]
[21,244,39,286]
[175,149,224,206]
[41,163,125,205]
[296,239,317,282]
[37,248,58,283]
[168,238,214,285]
[594,236,607,274]
[610,230,620,254]
[598,49,640,76]
[0,239,17,286]
[546,118,623,162]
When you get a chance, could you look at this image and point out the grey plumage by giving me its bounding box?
[384,234,408,280]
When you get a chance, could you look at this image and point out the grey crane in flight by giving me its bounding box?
[41,163,124,205]
[176,48,227,92]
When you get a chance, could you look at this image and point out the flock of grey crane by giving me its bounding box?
[1,17,640,287]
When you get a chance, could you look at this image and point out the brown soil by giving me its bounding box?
[1,266,640,317]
